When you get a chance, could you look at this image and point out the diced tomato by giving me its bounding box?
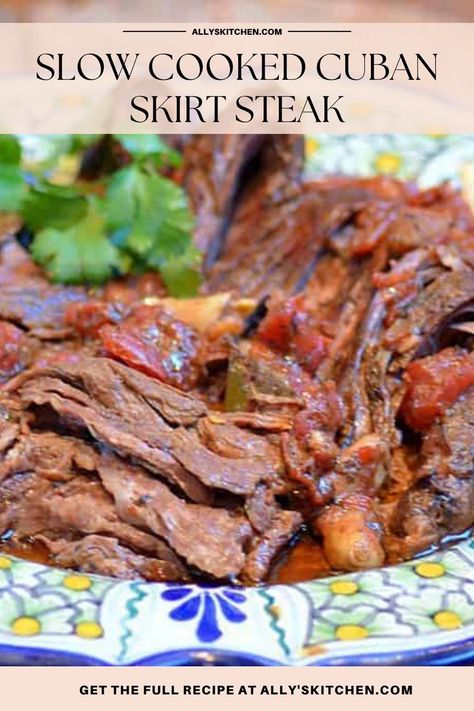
[257,295,329,375]
[100,325,168,382]
[257,294,305,351]
[0,322,27,376]
[64,301,125,338]
[99,305,202,390]
[292,331,329,373]
[401,348,474,430]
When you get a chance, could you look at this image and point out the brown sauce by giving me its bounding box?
[269,534,331,584]
[1,528,472,585]
[0,537,51,566]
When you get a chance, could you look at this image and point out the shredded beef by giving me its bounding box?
[8,357,277,500]
[1,143,474,585]
[384,386,474,560]
[1,356,293,581]
[98,455,252,579]
[43,535,188,582]
[182,134,304,263]
[243,510,302,583]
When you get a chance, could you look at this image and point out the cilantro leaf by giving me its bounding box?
[5,133,200,297]
[105,164,200,295]
[0,135,25,211]
[114,134,181,168]
[106,163,196,262]
[31,200,124,285]
[0,135,22,165]
[159,243,203,298]
[22,182,88,231]
[0,165,25,212]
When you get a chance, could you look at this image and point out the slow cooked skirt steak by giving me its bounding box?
[0,135,473,584]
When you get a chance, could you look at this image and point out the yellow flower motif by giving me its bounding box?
[335,624,369,641]
[305,137,320,157]
[63,574,92,592]
[11,617,41,637]
[0,556,12,570]
[75,621,104,639]
[330,581,359,596]
[374,152,402,175]
[433,610,462,630]
[415,562,445,579]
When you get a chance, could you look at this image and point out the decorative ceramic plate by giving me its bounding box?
[1,134,474,667]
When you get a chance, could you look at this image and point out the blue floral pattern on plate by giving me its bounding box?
[161,586,246,642]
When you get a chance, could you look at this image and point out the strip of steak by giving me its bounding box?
[0,428,291,581]
[7,357,278,500]
[182,135,304,263]
[0,466,182,565]
[97,454,252,579]
[204,178,402,300]
[383,385,474,561]
[243,510,302,583]
[42,535,189,582]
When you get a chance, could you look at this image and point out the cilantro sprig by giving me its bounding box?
[31,199,125,285]
[0,135,26,211]
[22,183,88,231]
[0,134,200,295]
